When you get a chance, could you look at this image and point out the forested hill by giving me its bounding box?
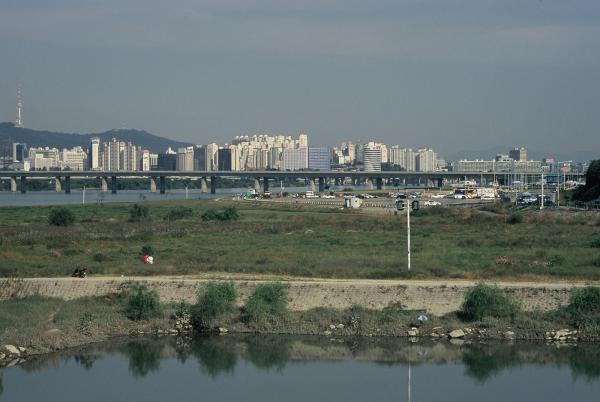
[0,123,190,153]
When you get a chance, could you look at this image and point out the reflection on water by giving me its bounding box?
[3,336,600,402]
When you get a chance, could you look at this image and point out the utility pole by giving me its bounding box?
[540,171,544,210]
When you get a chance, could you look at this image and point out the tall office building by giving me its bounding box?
[361,143,382,172]
[308,147,331,171]
[509,147,527,162]
[176,147,195,171]
[217,148,232,171]
[89,137,100,170]
[194,146,209,171]
[12,143,27,162]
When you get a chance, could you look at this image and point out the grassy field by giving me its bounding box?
[0,199,599,280]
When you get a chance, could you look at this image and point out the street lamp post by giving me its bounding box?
[407,201,411,272]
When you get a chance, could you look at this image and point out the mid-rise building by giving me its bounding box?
[60,146,87,171]
[282,147,308,171]
[308,147,331,171]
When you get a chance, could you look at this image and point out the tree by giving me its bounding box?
[573,160,600,201]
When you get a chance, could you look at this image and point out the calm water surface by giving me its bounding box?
[1,336,600,402]
[0,187,325,207]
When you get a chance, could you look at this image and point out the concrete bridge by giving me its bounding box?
[0,170,579,194]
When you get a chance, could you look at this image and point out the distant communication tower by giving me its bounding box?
[15,86,23,128]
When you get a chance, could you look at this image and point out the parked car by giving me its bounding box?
[431,193,446,199]
[321,194,335,199]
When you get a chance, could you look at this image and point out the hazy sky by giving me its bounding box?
[0,0,599,156]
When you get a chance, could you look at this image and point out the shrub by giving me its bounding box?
[201,207,239,222]
[141,245,155,256]
[243,282,288,323]
[191,282,237,329]
[460,284,520,321]
[129,203,150,222]
[507,212,523,225]
[92,252,107,262]
[590,235,600,248]
[595,256,600,268]
[165,206,194,221]
[48,208,76,226]
[124,284,162,321]
[568,287,600,314]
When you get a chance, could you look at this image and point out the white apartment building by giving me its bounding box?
[416,148,437,172]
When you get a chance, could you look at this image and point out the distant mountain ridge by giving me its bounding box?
[0,122,191,153]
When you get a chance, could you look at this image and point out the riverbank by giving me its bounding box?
[1,281,599,368]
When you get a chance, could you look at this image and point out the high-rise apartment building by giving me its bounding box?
[389,146,416,171]
[416,148,437,172]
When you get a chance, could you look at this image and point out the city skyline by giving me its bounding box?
[1,1,599,157]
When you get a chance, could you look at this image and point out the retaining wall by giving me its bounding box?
[0,278,581,315]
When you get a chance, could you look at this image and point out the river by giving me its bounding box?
[1,336,599,402]
[0,187,325,207]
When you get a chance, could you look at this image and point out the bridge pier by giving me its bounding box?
[210,176,217,194]
[376,177,383,190]
[111,176,117,194]
[159,176,166,194]
[150,177,157,193]
[201,177,208,193]
[10,177,17,192]
[65,176,71,194]
[309,178,316,193]
[55,177,62,192]
[366,178,374,190]
[437,178,443,188]
[20,176,27,193]
[334,178,341,186]
[100,177,108,192]
[263,177,269,193]
[318,177,325,193]
[254,178,261,193]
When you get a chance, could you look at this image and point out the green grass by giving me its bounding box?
[1,200,600,280]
